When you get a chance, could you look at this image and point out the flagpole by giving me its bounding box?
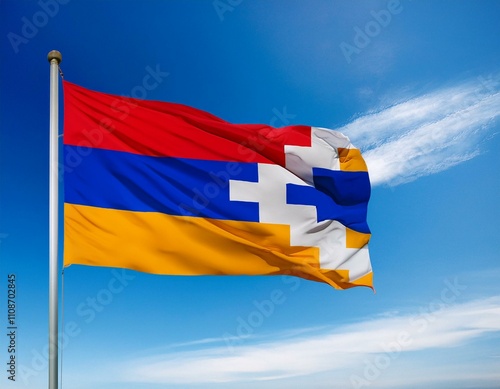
[48,49,62,389]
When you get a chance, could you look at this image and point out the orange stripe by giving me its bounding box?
[64,204,372,289]
[346,228,371,249]
[338,148,368,172]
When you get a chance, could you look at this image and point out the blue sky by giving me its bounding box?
[1,0,500,388]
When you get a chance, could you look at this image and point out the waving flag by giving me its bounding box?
[63,81,372,289]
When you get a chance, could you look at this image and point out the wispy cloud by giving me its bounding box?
[113,294,500,387]
[338,75,500,186]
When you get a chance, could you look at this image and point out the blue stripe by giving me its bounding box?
[287,168,370,233]
[64,146,260,221]
[64,146,370,233]
[313,167,370,206]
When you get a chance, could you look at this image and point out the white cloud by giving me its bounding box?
[337,75,500,185]
[113,294,500,388]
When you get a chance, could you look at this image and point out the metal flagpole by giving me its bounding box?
[48,50,62,389]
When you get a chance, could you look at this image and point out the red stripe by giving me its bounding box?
[63,81,311,165]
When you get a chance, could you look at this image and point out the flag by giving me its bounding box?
[63,81,372,289]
